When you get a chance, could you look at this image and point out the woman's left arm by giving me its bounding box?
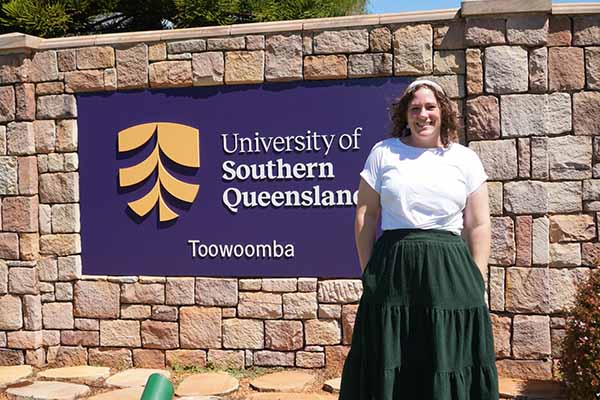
[463,183,491,280]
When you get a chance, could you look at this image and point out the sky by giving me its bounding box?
[369,0,599,14]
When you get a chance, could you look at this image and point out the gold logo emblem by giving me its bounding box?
[118,122,200,222]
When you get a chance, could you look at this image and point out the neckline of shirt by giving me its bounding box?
[396,137,452,152]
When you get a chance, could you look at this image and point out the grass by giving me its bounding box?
[170,362,284,380]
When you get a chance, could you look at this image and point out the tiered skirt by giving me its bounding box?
[339,229,499,400]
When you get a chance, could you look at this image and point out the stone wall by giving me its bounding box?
[0,1,599,380]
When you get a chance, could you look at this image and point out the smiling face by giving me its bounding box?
[405,87,442,147]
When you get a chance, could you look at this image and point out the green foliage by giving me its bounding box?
[0,0,367,38]
[560,270,600,400]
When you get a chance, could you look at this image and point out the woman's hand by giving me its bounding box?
[355,178,381,271]
[462,183,492,281]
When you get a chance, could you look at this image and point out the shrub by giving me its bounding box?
[560,270,600,400]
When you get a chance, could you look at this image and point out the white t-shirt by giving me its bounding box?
[360,138,488,235]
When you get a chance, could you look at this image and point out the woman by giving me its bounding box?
[339,80,499,400]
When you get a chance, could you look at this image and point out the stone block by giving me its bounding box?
[116,44,148,89]
[100,320,140,347]
[179,306,221,348]
[208,349,245,369]
[7,122,35,155]
[469,140,517,180]
[501,93,571,137]
[549,268,590,313]
[0,86,15,123]
[77,46,115,69]
[191,52,224,86]
[51,204,80,233]
[531,137,548,180]
[89,348,132,369]
[489,267,505,311]
[40,234,80,256]
[246,35,265,50]
[43,302,74,329]
[48,153,64,172]
[168,39,206,53]
[149,61,192,88]
[29,51,58,82]
[342,304,358,345]
[0,53,28,84]
[141,320,179,349]
[9,267,38,295]
[18,156,38,195]
[549,47,585,91]
[151,305,177,321]
[305,319,341,345]
[465,18,506,46]
[33,120,55,154]
[546,182,582,213]
[516,216,532,266]
[36,82,64,95]
[418,74,464,99]
[488,181,502,216]
[485,46,528,94]
[434,50,465,75]
[550,136,593,179]
[325,345,349,375]
[348,53,392,78]
[36,95,77,119]
[165,277,194,305]
[58,255,81,280]
[574,91,600,136]
[240,278,261,291]
[582,242,600,266]
[23,294,41,330]
[548,16,572,46]
[507,15,548,46]
[490,217,515,265]
[265,320,303,351]
[55,282,73,301]
[434,21,465,50]
[513,315,551,358]
[2,196,38,232]
[551,328,565,358]
[282,292,318,319]
[39,172,79,203]
[7,330,42,349]
[74,281,120,318]
[261,278,297,292]
[61,330,99,346]
[466,48,483,95]
[318,279,362,303]
[64,153,78,172]
[25,348,45,367]
[549,215,595,242]
[304,55,347,80]
[104,68,116,90]
[529,47,548,93]
[266,34,303,81]
[491,314,511,357]
[121,283,164,304]
[74,318,98,331]
[253,350,294,367]
[0,233,19,259]
[148,43,166,61]
[133,349,165,368]
[533,216,549,265]
[549,243,581,267]
[298,278,317,292]
[238,292,282,319]
[370,27,391,51]
[20,233,39,261]
[393,24,433,75]
[56,119,78,152]
[223,319,264,349]
[64,70,104,92]
[0,295,22,330]
[0,349,24,365]
[57,49,76,71]
[0,260,7,294]
[586,47,600,90]
[574,16,600,45]
[166,349,206,368]
[0,156,18,195]
[121,304,151,319]
[296,351,324,368]
[224,51,264,84]
[314,29,369,54]
[195,278,237,306]
[506,267,550,313]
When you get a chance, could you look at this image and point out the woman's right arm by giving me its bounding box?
[355,178,381,271]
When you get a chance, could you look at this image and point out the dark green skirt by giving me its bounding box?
[339,229,499,400]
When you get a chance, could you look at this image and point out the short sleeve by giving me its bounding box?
[465,149,488,194]
[360,143,383,193]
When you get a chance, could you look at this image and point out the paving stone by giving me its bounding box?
[250,371,315,392]
[6,381,90,400]
[87,387,144,400]
[105,369,170,388]
[323,377,341,393]
[38,366,110,386]
[175,373,238,397]
[0,365,33,388]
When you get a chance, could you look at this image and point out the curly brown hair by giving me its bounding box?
[389,82,459,146]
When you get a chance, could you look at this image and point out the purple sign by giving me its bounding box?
[78,78,410,277]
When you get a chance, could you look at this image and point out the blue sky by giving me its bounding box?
[369,0,597,14]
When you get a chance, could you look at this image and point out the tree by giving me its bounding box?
[0,0,368,38]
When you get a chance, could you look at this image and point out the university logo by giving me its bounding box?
[118,122,200,222]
